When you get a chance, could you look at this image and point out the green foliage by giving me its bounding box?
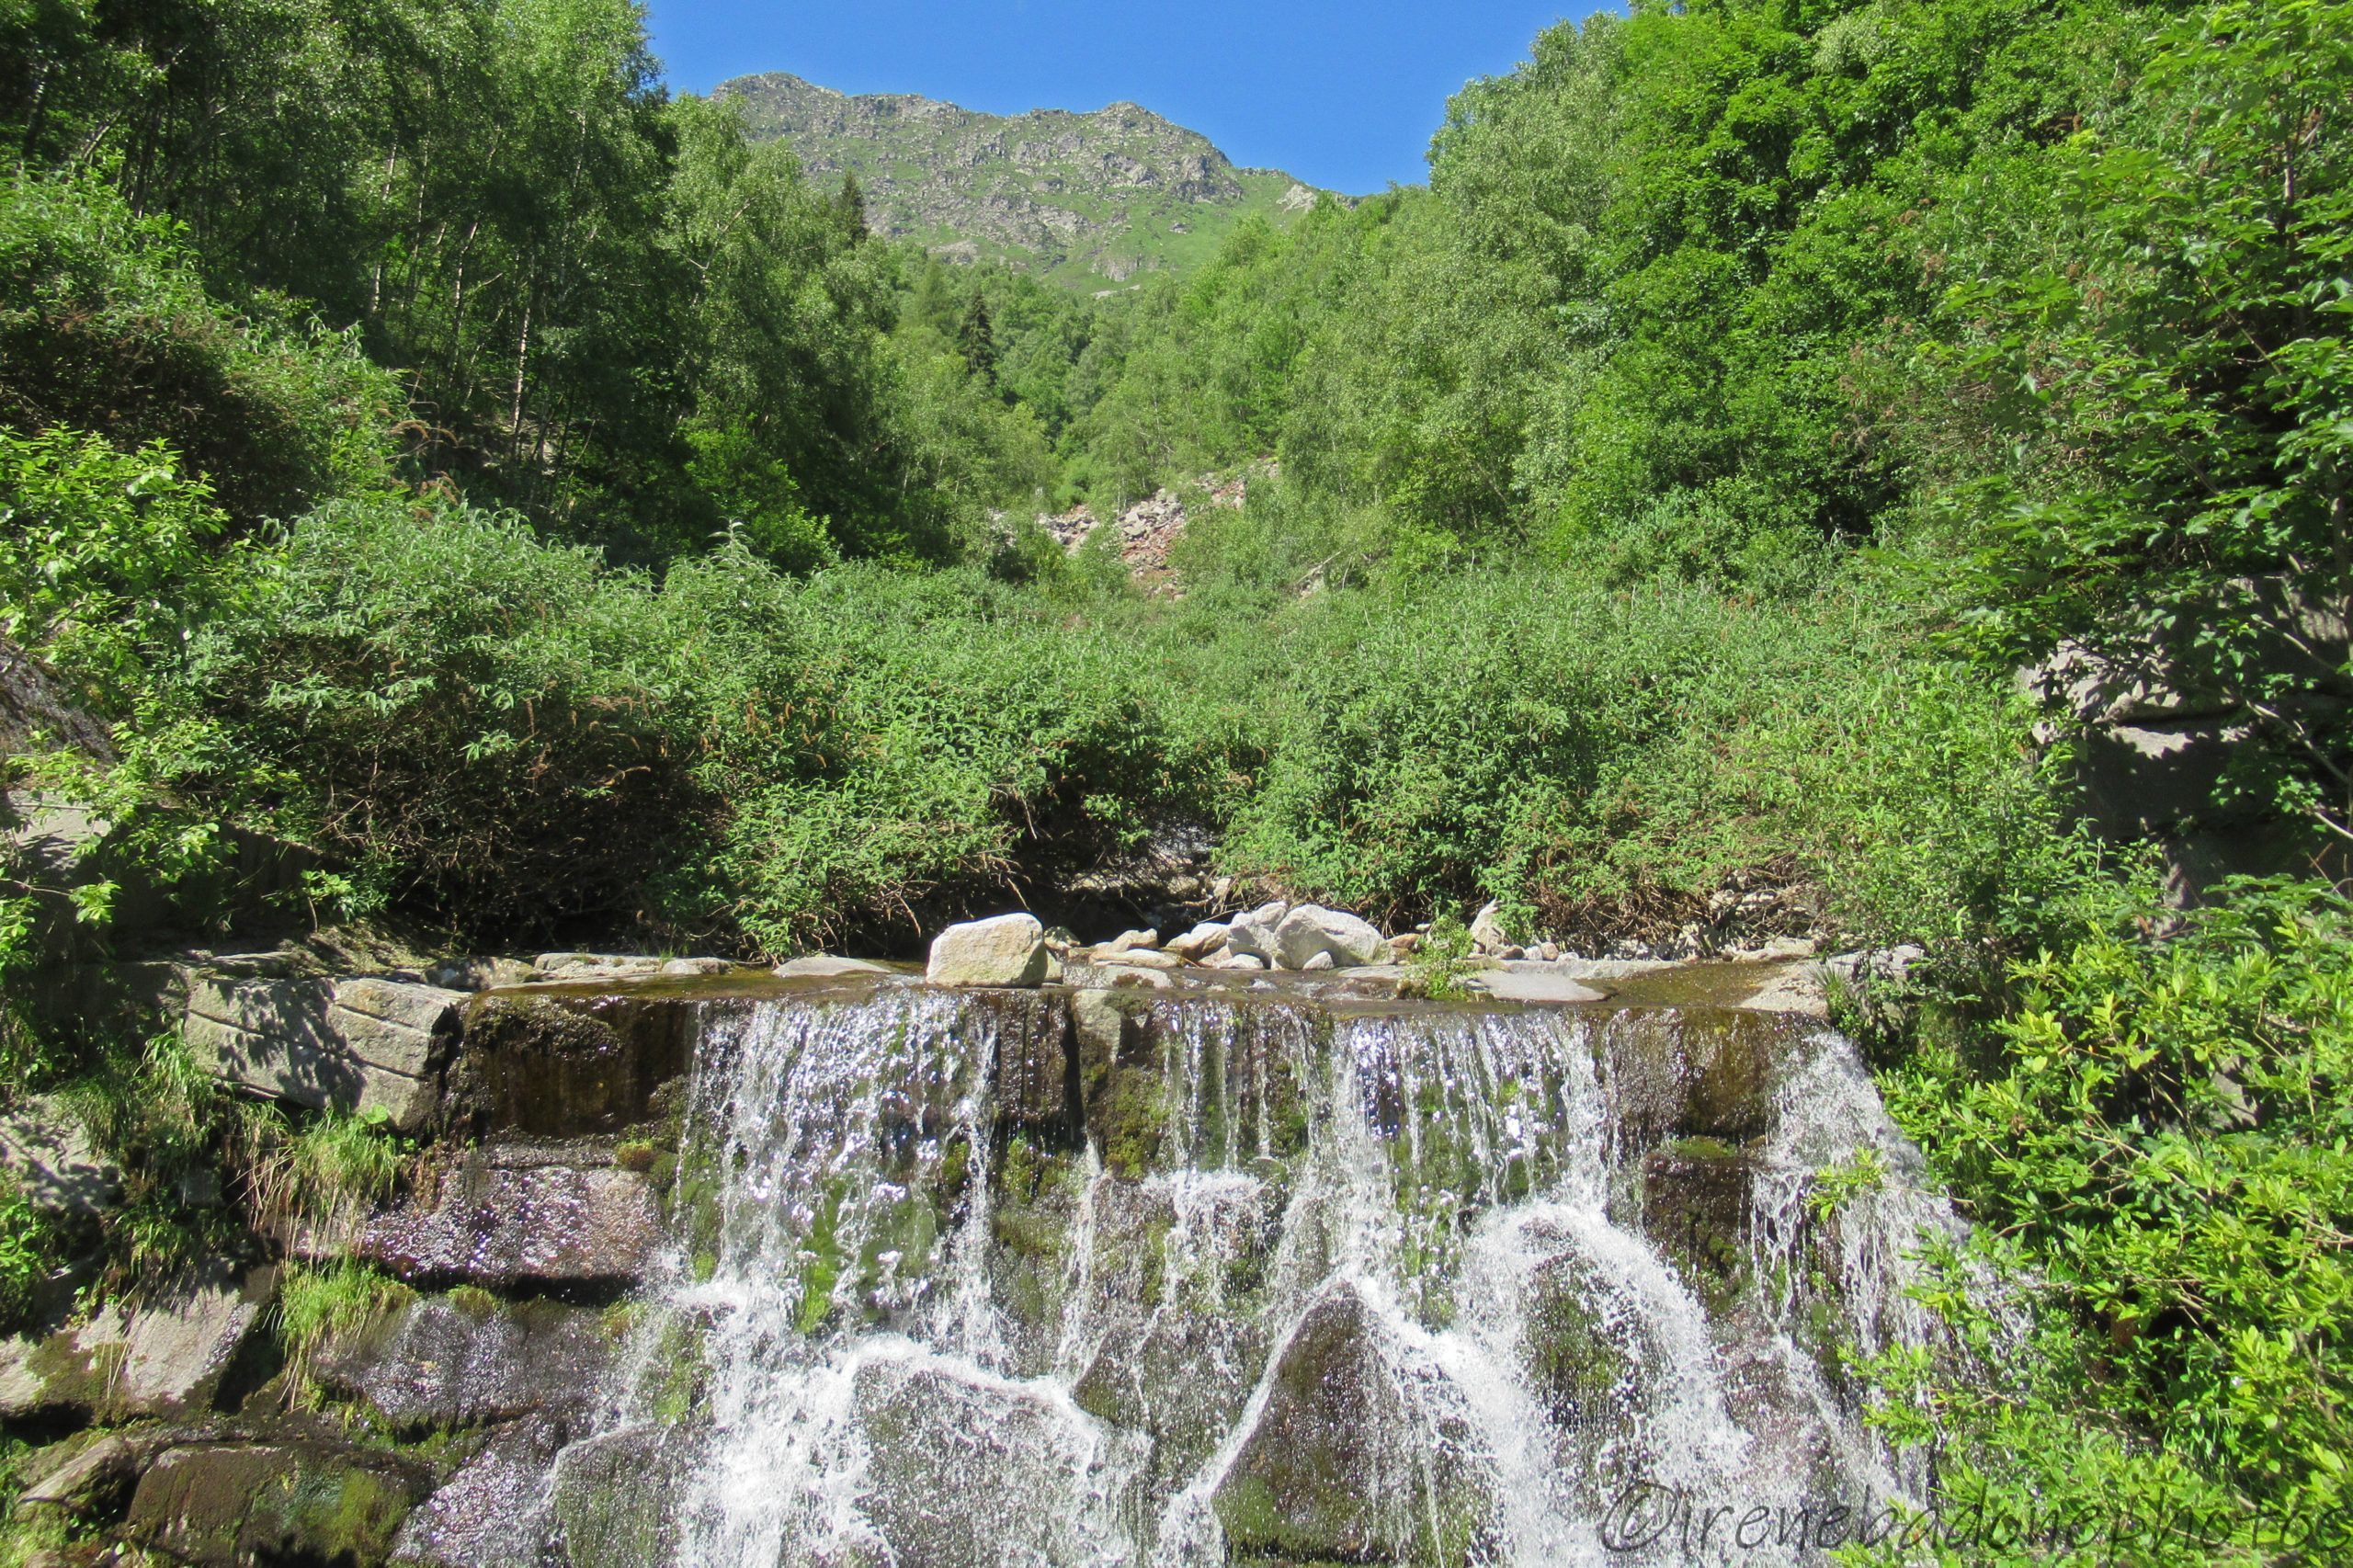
[1934,0,2353,844]
[0,427,226,702]
[0,172,397,524]
[1876,880,2353,1558]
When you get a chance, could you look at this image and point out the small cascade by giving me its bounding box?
[567,981,1991,1567]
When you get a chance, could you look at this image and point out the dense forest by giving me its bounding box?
[2,0,2350,1561]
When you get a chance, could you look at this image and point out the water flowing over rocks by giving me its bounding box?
[11,950,2008,1565]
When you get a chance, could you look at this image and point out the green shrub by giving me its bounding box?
[0,172,395,524]
[1872,879,2353,1556]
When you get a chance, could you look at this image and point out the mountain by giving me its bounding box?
[714,73,1329,289]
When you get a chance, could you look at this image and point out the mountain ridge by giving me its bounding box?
[714,71,1328,288]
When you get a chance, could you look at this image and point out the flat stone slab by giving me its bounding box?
[1472,967,1608,1005]
[127,1437,431,1567]
[773,956,892,979]
[360,1152,661,1291]
[184,974,463,1130]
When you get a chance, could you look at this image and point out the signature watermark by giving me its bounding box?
[1600,1480,2353,1558]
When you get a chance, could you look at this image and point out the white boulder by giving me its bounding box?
[926,915,1050,988]
[1165,921,1231,961]
[1223,901,1290,965]
[1469,902,1510,955]
[1273,905,1388,971]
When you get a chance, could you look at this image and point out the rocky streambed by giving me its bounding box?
[3,939,1984,1566]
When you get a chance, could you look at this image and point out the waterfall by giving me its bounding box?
[572,983,1983,1567]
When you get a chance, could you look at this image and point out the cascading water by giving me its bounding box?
[566,978,1988,1567]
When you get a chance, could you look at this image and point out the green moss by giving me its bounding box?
[1097,1067,1169,1179]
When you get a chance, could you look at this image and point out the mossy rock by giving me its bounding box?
[1211,1284,1496,1565]
[1639,1141,1758,1315]
[125,1438,432,1566]
[1602,1007,1793,1147]
[548,1422,706,1568]
[448,994,693,1137]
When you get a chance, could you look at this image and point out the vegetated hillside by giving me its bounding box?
[717,71,1327,287]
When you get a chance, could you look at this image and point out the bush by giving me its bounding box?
[1871,879,2353,1557]
[1206,564,2100,948]
[0,173,395,525]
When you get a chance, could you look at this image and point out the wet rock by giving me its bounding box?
[1520,1249,1643,1437]
[1222,900,1290,965]
[446,993,695,1137]
[1273,904,1387,971]
[0,1096,120,1225]
[0,1261,272,1422]
[926,913,1050,987]
[316,1295,613,1430]
[1165,921,1230,961]
[1641,1140,1758,1313]
[391,1415,568,1567]
[774,955,892,979]
[979,990,1082,1147]
[360,1150,661,1293]
[1603,1008,1791,1145]
[548,1423,706,1568]
[852,1358,1147,1566]
[1212,1283,1493,1563]
[126,1437,431,1567]
[184,974,462,1131]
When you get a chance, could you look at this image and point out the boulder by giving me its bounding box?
[360,1150,661,1293]
[183,974,462,1131]
[658,957,733,977]
[1222,901,1289,965]
[1470,901,1509,954]
[0,1096,120,1225]
[926,914,1051,988]
[1272,905,1387,971]
[1302,952,1336,972]
[0,1261,272,1422]
[127,1438,430,1568]
[1165,921,1230,961]
[1100,946,1181,971]
[1209,952,1267,971]
[1104,928,1160,954]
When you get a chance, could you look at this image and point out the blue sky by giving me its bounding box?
[642,2,1608,195]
